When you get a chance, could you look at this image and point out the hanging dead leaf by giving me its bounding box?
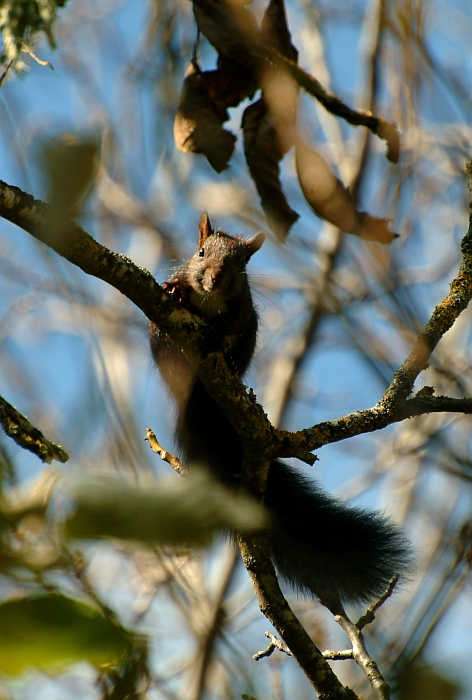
[261,0,298,63]
[243,98,299,239]
[174,60,236,173]
[296,141,398,243]
[260,0,299,153]
[214,55,258,107]
[375,116,401,163]
[296,141,358,231]
[352,213,399,243]
[193,0,259,67]
[262,69,299,154]
[241,0,300,240]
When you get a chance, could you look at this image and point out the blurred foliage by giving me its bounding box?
[41,134,99,218]
[0,0,68,71]
[66,470,267,545]
[397,664,461,700]
[0,593,130,675]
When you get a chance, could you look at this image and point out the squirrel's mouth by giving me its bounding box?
[190,289,228,318]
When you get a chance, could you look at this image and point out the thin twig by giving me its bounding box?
[145,428,187,476]
[320,576,397,696]
[333,605,391,700]
[22,43,54,68]
[323,649,354,661]
[391,522,472,672]
[0,59,13,86]
[357,575,399,630]
[190,547,240,700]
[254,631,293,660]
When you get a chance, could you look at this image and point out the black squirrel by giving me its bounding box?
[149,213,411,610]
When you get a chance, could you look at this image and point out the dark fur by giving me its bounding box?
[149,214,411,608]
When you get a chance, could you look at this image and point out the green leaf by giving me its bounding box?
[0,593,129,676]
[66,471,267,546]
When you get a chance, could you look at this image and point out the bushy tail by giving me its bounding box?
[265,460,412,609]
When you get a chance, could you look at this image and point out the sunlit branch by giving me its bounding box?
[0,394,69,464]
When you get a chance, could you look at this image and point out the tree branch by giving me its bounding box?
[274,203,472,457]
[275,392,472,458]
[0,394,69,464]
[237,531,359,699]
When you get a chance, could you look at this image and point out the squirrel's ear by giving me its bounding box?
[246,231,265,259]
[198,213,213,247]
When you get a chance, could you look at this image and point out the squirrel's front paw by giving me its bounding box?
[162,278,188,304]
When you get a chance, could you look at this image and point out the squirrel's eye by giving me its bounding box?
[198,248,205,257]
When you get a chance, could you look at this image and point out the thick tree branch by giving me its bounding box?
[276,392,472,458]
[237,531,359,700]
[0,181,176,329]
[0,394,69,464]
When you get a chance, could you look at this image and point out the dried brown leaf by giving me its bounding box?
[296,141,398,243]
[352,213,398,244]
[239,0,300,240]
[193,0,259,66]
[261,0,298,63]
[296,141,358,232]
[174,60,237,172]
[375,117,401,163]
[215,55,258,107]
[243,98,299,239]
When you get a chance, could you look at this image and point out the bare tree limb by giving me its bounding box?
[333,608,390,700]
[5,179,470,470]
[276,392,472,458]
[237,531,360,699]
[0,394,69,464]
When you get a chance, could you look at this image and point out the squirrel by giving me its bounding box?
[149,213,411,610]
